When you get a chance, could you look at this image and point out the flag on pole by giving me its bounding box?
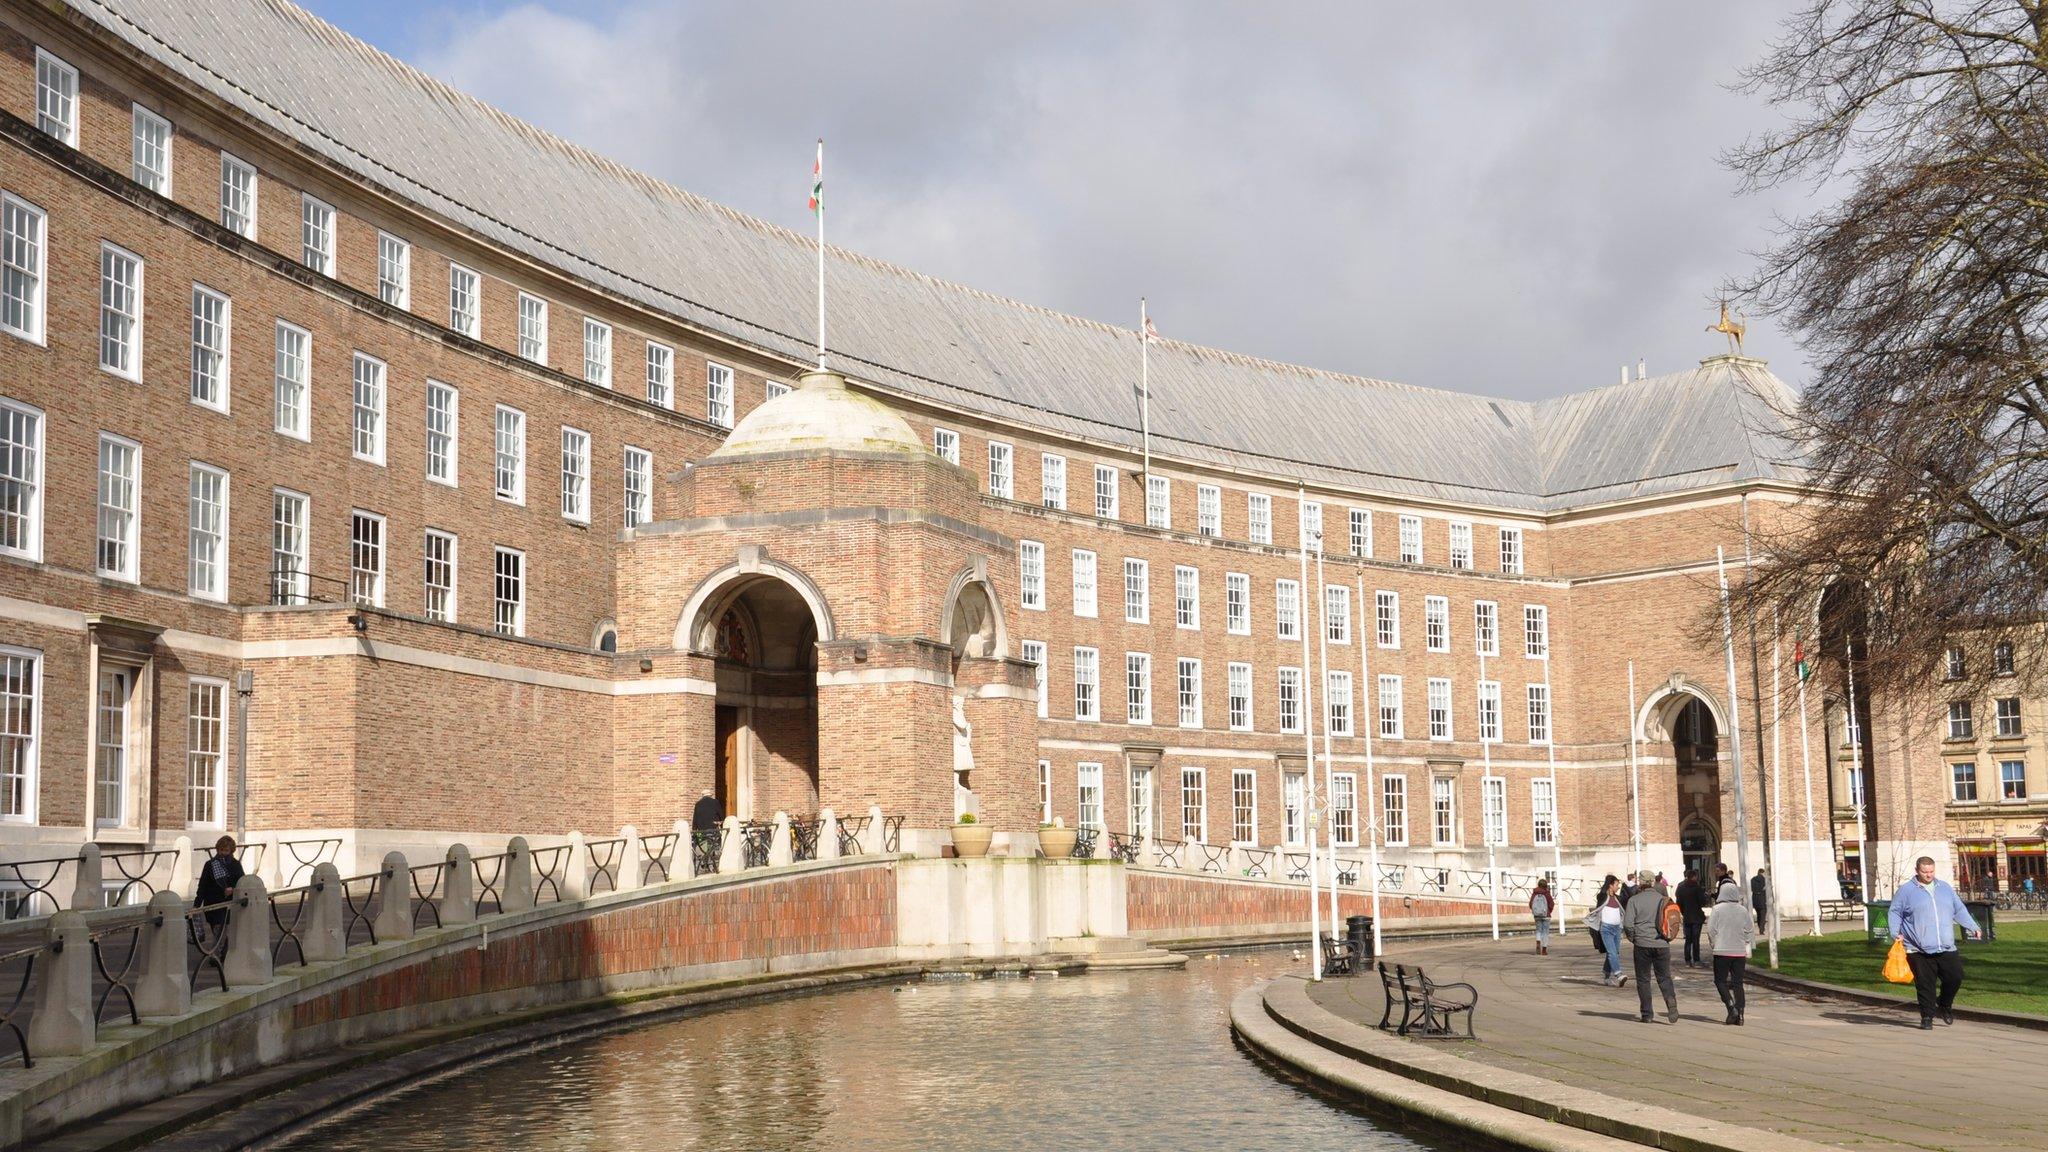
[809,139,823,213]
[1143,315,1160,344]
[1793,634,1812,682]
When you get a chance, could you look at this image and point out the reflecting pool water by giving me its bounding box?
[275,952,1442,1151]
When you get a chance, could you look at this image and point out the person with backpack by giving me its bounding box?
[1623,868,1680,1023]
[1529,878,1555,955]
[1707,879,1755,1025]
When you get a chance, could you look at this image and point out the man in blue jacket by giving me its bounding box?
[1887,855,1982,1029]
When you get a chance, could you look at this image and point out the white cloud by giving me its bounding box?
[396,0,1817,399]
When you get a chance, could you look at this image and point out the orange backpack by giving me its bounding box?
[1657,897,1683,941]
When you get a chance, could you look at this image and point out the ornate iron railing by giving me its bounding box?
[469,851,508,917]
[1194,842,1230,874]
[1283,852,1311,882]
[1458,869,1491,897]
[583,837,625,896]
[531,844,570,905]
[270,882,316,967]
[1242,847,1273,879]
[101,848,178,907]
[277,838,341,887]
[836,816,869,856]
[1378,863,1407,890]
[740,823,773,869]
[0,854,75,919]
[1072,827,1100,858]
[691,827,724,876]
[789,818,821,863]
[1106,831,1143,864]
[882,816,904,853]
[1420,868,1450,895]
[1153,837,1184,869]
[0,940,42,1066]
[638,832,680,884]
[186,899,234,992]
[87,912,148,1027]
[1334,858,1361,886]
[407,860,446,930]
[337,871,382,950]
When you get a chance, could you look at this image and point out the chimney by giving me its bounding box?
[1636,358,1647,380]
[1619,365,1629,386]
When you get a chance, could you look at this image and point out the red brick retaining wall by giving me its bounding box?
[295,865,897,1028]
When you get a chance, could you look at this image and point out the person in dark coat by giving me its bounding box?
[1674,870,1708,967]
[194,835,245,940]
[1751,868,1770,932]
[690,789,724,831]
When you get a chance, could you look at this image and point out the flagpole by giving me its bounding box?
[1140,298,1152,484]
[814,139,826,371]
[1627,661,1642,875]
[1716,547,1755,914]
[1797,630,1821,936]
[1359,571,1383,958]
[1845,636,1872,922]
[1314,529,1339,935]
[1301,528,1322,981]
[1541,639,1565,916]
[1768,609,1783,968]
[1481,646,1498,941]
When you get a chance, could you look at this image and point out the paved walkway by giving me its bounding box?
[1307,937,2048,1152]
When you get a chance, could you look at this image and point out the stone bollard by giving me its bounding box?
[563,831,591,901]
[1092,824,1112,860]
[718,816,744,873]
[818,807,841,861]
[222,875,273,987]
[769,812,793,867]
[136,891,191,1019]
[864,804,885,855]
[169,834,194,899]
[502,838,536,913]
[672,819,695,880]
[301,863,346,962]
[1143,834,1165,869]
[373,852,414,942]
[28,911,92,1056]
[441,845,477,925]
[70,843,102,912]
[619,825,644,891]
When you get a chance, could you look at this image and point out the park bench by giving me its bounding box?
[1817,899,1861,922]
[1376,961,1478,1039]
[1320,934,1356,977]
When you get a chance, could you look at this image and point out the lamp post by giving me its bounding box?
[233,669,253,845]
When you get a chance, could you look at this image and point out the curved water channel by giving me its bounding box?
[270,951,1445,1151]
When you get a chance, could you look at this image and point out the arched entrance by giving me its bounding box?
[681,569,827,821]
[1640,681,1728,883]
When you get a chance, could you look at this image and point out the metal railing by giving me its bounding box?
[583,838,625,896]
[691,827,725,876]
[638,833,680,885]
[266,566,350,607]
[739,823,773,870]
[790,818,821,863]
[835,816,869,857]
[0,939,43,1066]
[276,838,340,887]
[1106,831,1143,864]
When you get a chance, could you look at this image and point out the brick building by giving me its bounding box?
[0,0,1949,911]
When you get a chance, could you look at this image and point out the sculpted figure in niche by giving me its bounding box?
[954,583,995,659]
[952,695,979,820]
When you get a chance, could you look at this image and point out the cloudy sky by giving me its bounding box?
[302,1,1822,401]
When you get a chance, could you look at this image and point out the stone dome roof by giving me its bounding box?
[708,369,926,459]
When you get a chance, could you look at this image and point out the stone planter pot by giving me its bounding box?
[1037,827,1077,859]
[950,824,995,858]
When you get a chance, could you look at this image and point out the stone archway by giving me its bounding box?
[681,567,828,821]
[1638,678,1730,882]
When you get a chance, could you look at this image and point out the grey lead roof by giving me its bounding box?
[70,0,1807,514]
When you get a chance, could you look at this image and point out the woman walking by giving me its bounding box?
[1530,878,1555,955]
[1592,874,1626,985]
[1708,879,1756,1024]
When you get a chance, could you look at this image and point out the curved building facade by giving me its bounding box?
[0,0,1948,909]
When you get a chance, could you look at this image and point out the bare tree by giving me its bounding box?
[1729,0,2048,699]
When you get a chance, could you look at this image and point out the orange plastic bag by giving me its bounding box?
[1882,938,1913,984]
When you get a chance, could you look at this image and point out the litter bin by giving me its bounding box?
[1864,899,1891,943]
[1347,914,1375,964]
[1963,900,1996,943]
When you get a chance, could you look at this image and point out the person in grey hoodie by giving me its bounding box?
[1707,880,1755,1025]
[1623,868,1678,1023]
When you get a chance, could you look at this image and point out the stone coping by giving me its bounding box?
[1240,976,1838,1152]
[0,853,904,1134]
[36,963,926,1152]
[1743,968,2048,1032]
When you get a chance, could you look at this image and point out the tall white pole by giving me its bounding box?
[1798,635,1821,936]
[1481,646,1499,940]
[1359,572,1384,958]
[1315,538,1340,934]
[1627,661,1642,875]
[1541,646,1565,916]
[1846,637,1872,920]
[1301,524,1322,980]
[1140,299,1152,484]
[1716,548,1755,907]
[814,139,825,371]
[1768,611,1783,968]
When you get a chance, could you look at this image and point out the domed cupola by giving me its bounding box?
[709,369,924,459]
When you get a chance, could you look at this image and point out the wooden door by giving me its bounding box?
[714,705,740,819]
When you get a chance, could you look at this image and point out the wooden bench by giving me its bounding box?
[1818,899,1862,922]
[1320,934,1356,977]
[1377,961,1478,1039]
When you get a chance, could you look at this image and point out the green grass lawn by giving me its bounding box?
[1773,918,2048,1017]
